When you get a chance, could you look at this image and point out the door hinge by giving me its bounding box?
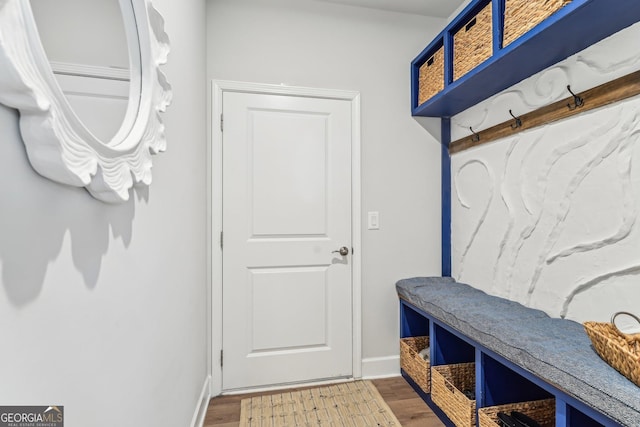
[220,114,224,132]
[220,349,223,367]
[220,231,223,249]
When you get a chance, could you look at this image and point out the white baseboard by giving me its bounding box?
[361,356,400,379]
[191,376,212,427]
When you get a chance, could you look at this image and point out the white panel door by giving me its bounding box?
[222,91,353,391]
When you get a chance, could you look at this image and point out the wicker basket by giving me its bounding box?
[503,0,571,47]
[478,398,555,427]
[431,363,476,427]
[418,46,444,105]
[453,2,493,81]
[584,312,640,388]
[400,336,430,392]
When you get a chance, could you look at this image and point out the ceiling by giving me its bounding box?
[313,0,466,18]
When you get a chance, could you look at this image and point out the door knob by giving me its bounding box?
[332,246,349,256]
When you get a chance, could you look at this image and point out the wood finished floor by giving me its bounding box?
[203,376,445,427]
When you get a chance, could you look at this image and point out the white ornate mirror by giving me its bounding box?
[0,0,171,203]
[30,0,135,143]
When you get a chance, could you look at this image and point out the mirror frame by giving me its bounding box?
[0,0,171,203]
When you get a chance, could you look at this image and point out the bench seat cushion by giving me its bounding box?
[397,277,640,427]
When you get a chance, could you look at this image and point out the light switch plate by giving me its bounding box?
[368,211,379,230]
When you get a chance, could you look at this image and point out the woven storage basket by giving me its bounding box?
[478,398,555,427]
[431,363,476,427]
[400,336,430,392]
[453,2,493,81]
[418,46,444,105]
[503,0,571,47]
[584,312,640,388]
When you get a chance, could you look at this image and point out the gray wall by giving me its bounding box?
[0,0,209,425]
[207,0,445,377]
[30,0,129,68]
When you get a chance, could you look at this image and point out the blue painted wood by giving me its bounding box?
[400,301,410,338]
[444,30,453,85]
[403,300,478,351]
[400,299,431,322]
[410,48,420,116]
[471,330,622,426]
[429,321,436,368]
[401,370,457,427]
[400,301,430,338]
[491,0,504,53]
[399,298,623,426]
[557,399,568,427]
[441,118,451,277]
[568,405,607,427]
[475,349,484,409]
[411,0,640,117]
[433,323,475,365]
[481,353,552,406]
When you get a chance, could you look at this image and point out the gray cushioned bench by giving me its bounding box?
[396,277,640,427]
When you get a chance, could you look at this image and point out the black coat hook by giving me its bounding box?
[469,126,480,142]
[509,110,522,129]
[567,85,584,110]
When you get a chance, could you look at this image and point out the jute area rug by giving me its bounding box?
[239,380,402,426]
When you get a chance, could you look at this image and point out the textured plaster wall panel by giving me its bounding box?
[451,22,640,323]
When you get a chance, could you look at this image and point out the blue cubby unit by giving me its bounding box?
[400,302,429,339]
[431,323,474,366]
[411,0,640,117]
[567,406,605,427]
[479,353,552,407]
[398,298,623,426]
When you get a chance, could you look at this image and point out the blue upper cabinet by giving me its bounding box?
[412,0,640,118]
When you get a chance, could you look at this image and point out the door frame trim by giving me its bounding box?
[209,80,362,396]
